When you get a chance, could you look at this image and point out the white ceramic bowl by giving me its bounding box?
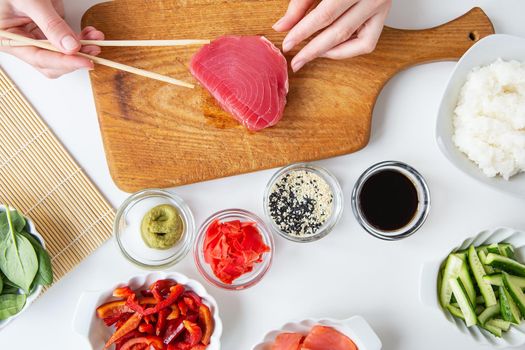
[0,205,44,330]
[436,34,525,197]
[72,272,223,349]
[252,316,382,350]
[420,227,525,348]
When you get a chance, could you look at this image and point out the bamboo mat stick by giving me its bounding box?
[1,39,210,47]
[0,30,194,89]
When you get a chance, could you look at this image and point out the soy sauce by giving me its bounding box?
[359,170,418,231]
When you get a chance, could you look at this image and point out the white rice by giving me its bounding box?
[452,58,525,180]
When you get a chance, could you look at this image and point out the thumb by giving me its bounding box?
[22,1,80,54]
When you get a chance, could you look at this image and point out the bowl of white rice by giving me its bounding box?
[436,34,525,197]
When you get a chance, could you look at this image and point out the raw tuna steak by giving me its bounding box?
[190,36,289,131]
[302,325,358,350]
[271,333,305,350]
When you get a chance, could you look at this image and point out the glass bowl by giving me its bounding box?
[194,209,274,290]
[114,189,195,269]
[263,163,344,243]
[351,161,431,240]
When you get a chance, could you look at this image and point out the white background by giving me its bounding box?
[1,0,525,349]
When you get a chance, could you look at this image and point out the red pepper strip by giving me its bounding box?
[156,308,170,336]
[138,323,155,335]
[127,285,184,316]
[163,319,185,345]
[105,312,143,348]
[115,331,142,350]
[167,304,180,320]
[198,304,213,345]
[190,345,206,350]
[182,291,202,307]
[97,300,132,319]
[120,336,165,350]
[183,320,202,346]
[113,286,135,298]
[150,279,177,299]
[178,300,188,316]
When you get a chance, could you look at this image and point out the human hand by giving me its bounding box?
[0,0,104,78]
[273,0,392,72]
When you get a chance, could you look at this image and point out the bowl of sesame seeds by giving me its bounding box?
[263,163,344,243]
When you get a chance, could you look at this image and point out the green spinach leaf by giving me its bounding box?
[20,231,53,287]
[0,209,37,293]
[0,294,26,320]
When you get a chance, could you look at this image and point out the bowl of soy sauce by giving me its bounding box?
[351,161,431,240]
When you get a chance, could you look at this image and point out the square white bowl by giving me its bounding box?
[419,227,525,348]
[72,271,222,349]
[251,316,382,350]
[435,34,525,197]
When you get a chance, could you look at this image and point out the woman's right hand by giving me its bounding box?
[0,0,104,78]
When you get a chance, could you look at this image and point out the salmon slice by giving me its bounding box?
[301,325,358,350]
[271,332,305,350]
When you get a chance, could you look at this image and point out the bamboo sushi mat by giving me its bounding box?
[0,67,114,289]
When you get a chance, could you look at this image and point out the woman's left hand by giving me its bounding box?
[273,0,392,72]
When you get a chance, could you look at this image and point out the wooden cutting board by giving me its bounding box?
[82,2,494,192]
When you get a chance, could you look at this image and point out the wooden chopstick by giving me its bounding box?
[0,39,210,47]
[0,30,194,89]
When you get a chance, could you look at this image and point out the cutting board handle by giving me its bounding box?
[384,7,495,70]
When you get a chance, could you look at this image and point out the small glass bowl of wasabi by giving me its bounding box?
[114,189,196,269]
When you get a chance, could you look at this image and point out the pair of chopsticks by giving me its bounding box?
[0,30,209,88]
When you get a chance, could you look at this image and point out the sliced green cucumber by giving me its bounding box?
[469,245,497,307]
[488,243,501,255]
[486,253,525,277]
[450,278,477,327]
[439,254,465,308]
[484,273,525,289]
[446,304,464,320]
[502,272,525,315]
[478,305,500,325]
[478,250,495,274]
[499,243,516,260]
[486,318,511,331]
[458,256,477,305]
[499,285,521,324]
[483,274,503,286]
[481,323,502,337]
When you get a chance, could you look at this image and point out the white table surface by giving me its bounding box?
[1,0,524,349]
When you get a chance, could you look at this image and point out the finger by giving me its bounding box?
[273,0,316,32]
[321,10,387,60]
[80,26,104,55]
[282,0,358,52]
[1,44,93,75]
[20,0,80,54]
[291,0,379,71]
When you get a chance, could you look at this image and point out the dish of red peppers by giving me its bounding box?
[96,279,214,350]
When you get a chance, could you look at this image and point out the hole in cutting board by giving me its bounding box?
[468,31,480,41]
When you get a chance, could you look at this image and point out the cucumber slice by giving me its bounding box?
[486,253,525,277]
[499,243,516,260]
[499,285,521,324]
[502,272,525,315]
[469,245,497,307]
[476,295,485,304]
[446,304,464,320]
[478,305,500,325]
[484,273,525,289]
[486,318,511,331]
[458,256,476,305]
[478,250,495,274]
[450,278,477,327]
[439,254,465,308]
[488,243,501,255]
[483,274,503,286]
[481,323,502,337]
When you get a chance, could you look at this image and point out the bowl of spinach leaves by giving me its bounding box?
[0,205,53,329]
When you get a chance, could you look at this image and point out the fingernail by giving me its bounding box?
[272,17,284,30]
[282,38,294,53]
[61,35,78,51]
[292,59,305,72]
